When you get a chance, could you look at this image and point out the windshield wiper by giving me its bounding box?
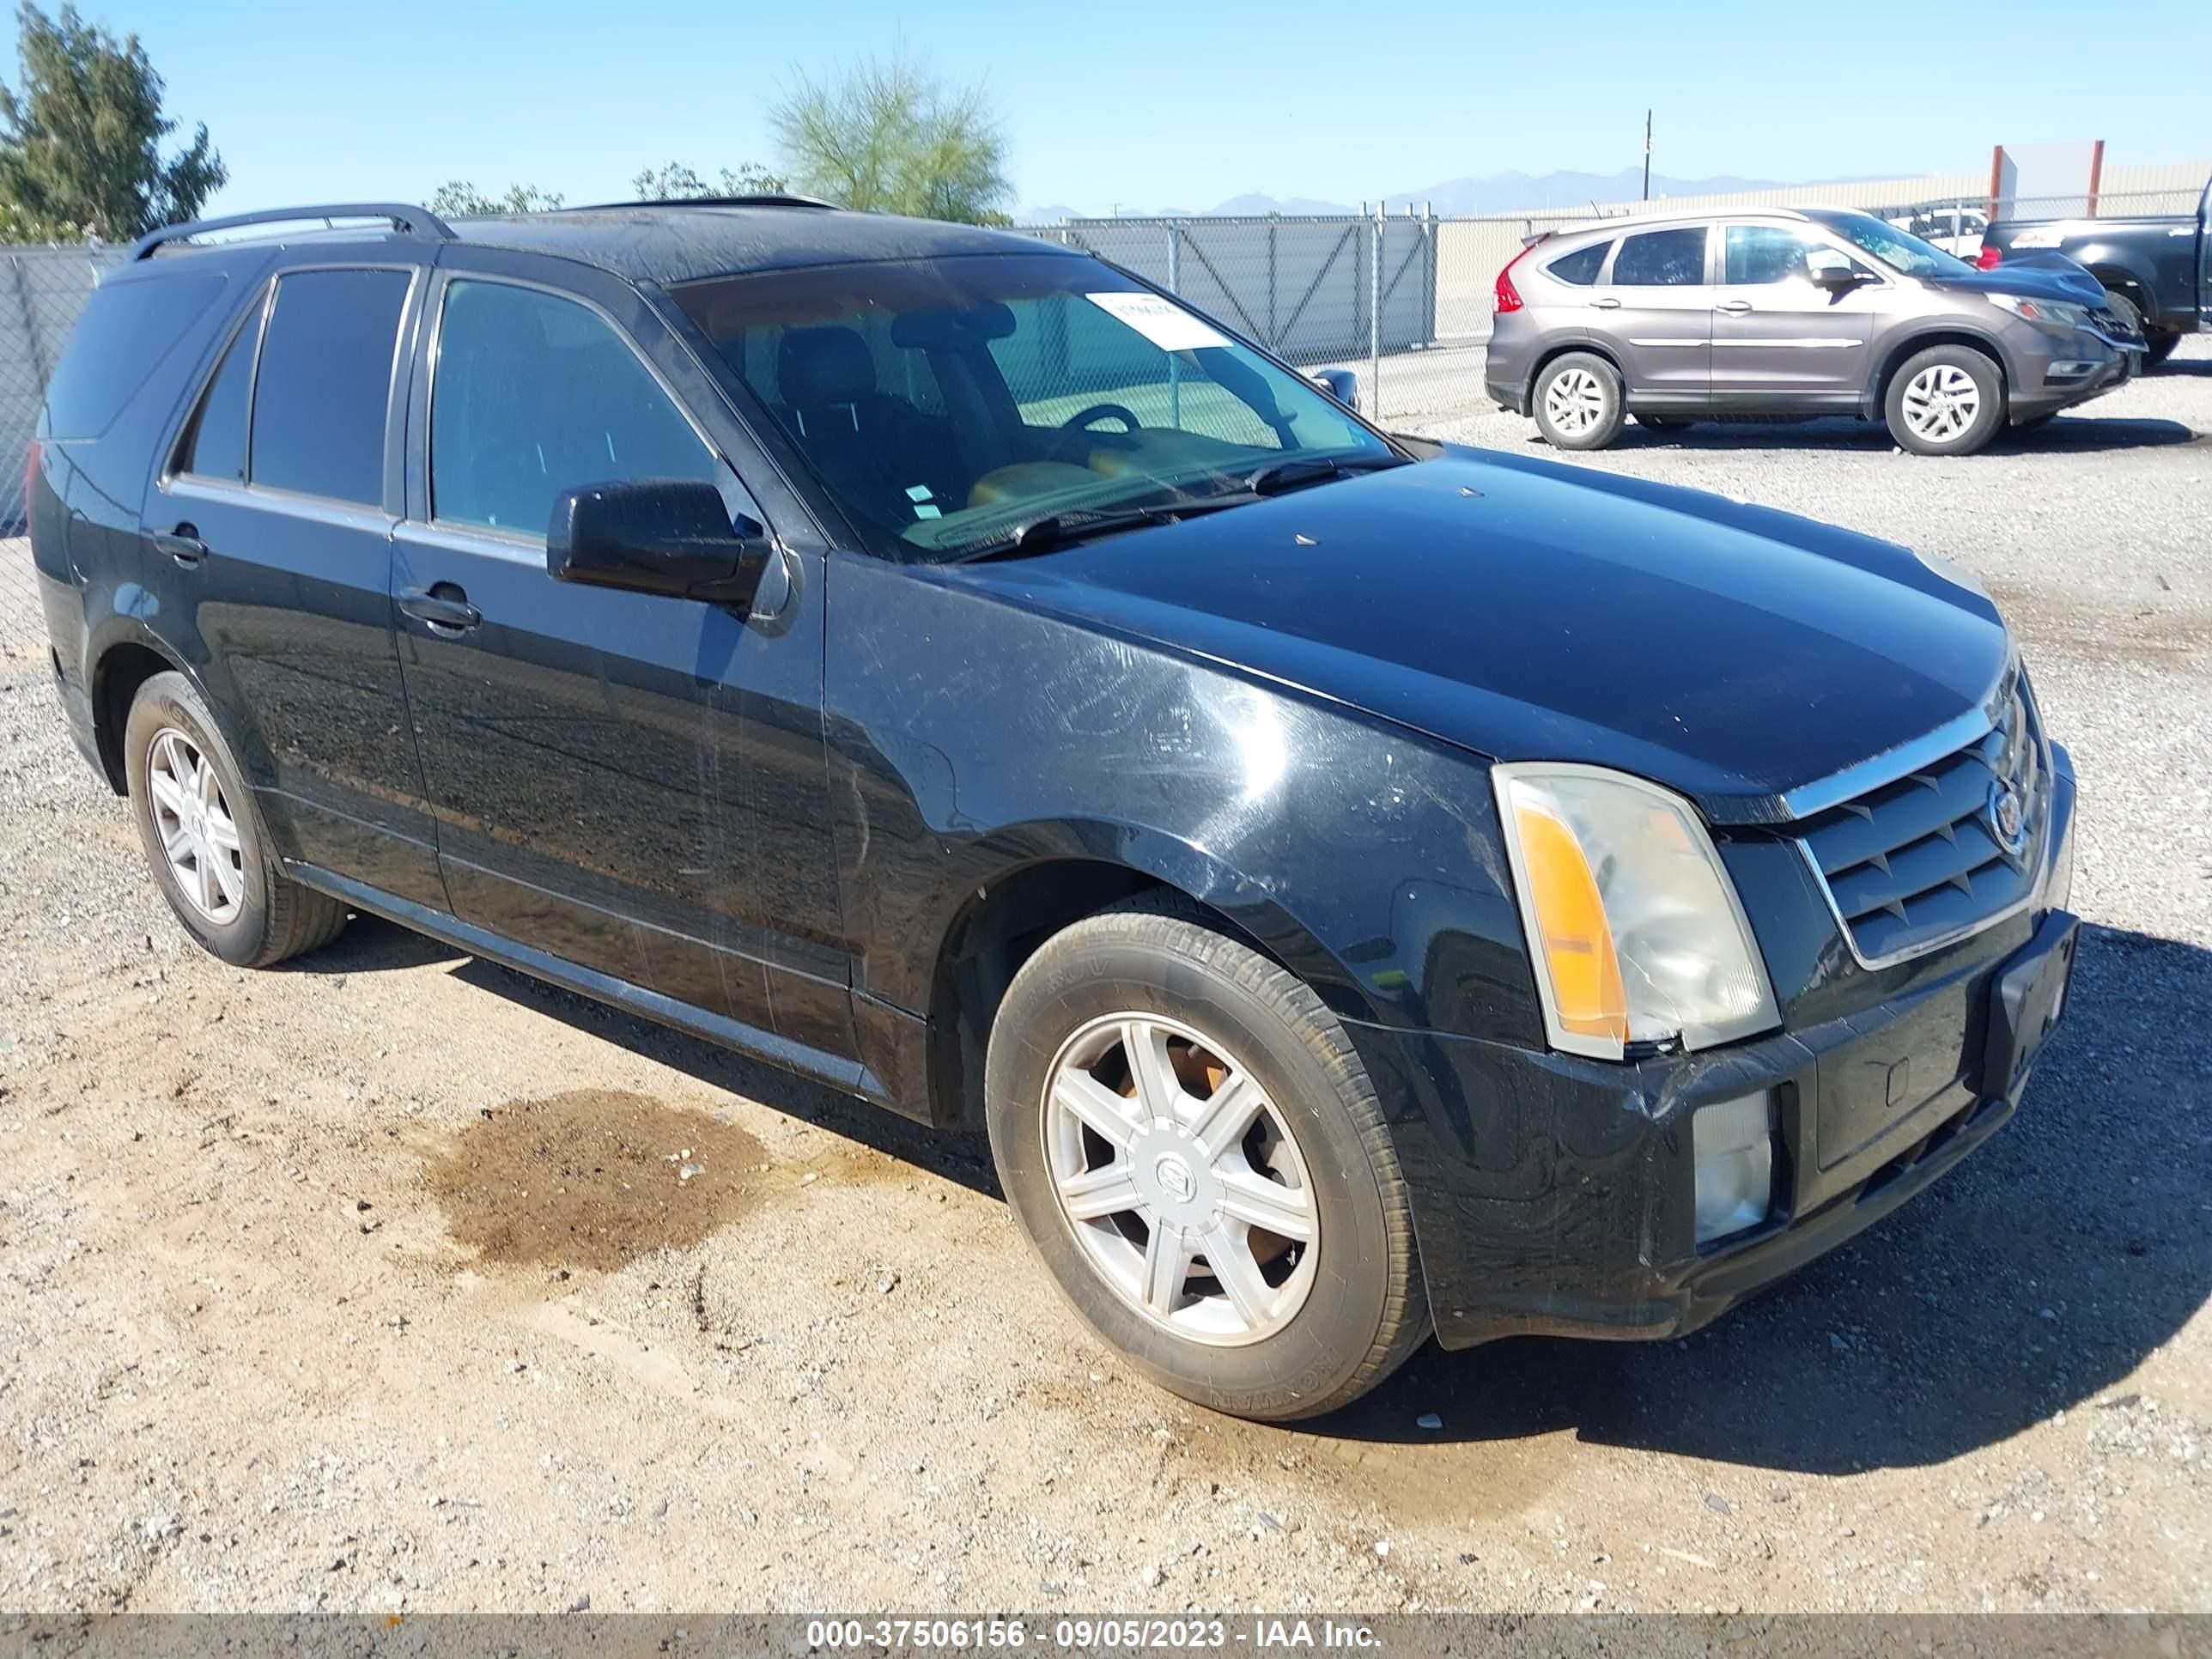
[947,507,1178,564]
[1241,453,1413,497]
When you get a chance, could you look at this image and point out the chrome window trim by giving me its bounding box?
[163,473,396,536]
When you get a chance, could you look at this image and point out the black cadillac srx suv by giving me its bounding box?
[31,198,2079,1422]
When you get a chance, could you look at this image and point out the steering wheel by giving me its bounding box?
[1060,403,1143,434]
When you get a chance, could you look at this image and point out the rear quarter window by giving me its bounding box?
[1545,242,1609,285]
[41,270,228,439]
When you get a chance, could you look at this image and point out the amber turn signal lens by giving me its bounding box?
[1510,799,1628,1044]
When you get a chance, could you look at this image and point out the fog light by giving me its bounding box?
[1693,1091,1774,1245]
[2046,360,2095,380]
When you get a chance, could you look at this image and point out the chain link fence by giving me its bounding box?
[1,244,117,662]
[1022,182,2209,431]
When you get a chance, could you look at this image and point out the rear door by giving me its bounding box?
[144,262,446,908]
[1593,225,1714,401]
[1709,222,1881,404]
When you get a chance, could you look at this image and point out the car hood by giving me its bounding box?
[1928,258,2109,308]
[941,451,2010,825]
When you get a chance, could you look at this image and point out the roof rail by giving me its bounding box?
[570,193,841,213]
[130,203,455,262]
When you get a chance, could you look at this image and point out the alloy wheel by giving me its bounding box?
[1542,368,1607,438]
[1041,1012,1320,1346]
[146,727,246,924]
[1899,363,1983,445]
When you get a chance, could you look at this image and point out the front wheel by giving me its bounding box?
[2143,327,2180,369]
[1885,344,2004,455]
[1532,352,1626,450]
[985,899,1429,1421]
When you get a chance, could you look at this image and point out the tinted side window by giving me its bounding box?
[1723,225,1812,285]
[175,300,264,482]
[43,270,228,439]
[249,269,410,505]
[431,280,720,537]
[1546,242,1609,286]
[1609,228,1707,286]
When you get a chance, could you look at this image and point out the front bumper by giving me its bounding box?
[2008,322,2142,419]
[1354,751,2078,1350]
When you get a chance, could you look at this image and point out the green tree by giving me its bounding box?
[769,49,1011,225]
[429,179,564,217]
[0,2,223,243]
[630,160,788,200]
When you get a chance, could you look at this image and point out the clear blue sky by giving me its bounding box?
[81,0,2211,219]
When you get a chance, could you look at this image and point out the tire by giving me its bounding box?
[984,896,1429,1421]
[1634,413,1696,433]
[1532,352,1626,450]
[2143,328,2180,369]
[1884,343,2003,455]
[124,671,348,968]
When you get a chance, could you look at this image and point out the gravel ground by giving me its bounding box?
[0,345,2208,1618]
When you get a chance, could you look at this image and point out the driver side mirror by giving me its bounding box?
[1805,249,1861,289]
[547,478,770,607]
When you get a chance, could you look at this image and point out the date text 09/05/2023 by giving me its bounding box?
[805,1618,1382,1650]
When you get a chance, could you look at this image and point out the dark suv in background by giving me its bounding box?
[1486,206,2142,454]
[33,198,2078,1421]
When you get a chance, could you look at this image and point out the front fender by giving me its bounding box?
[823,551,1544,1049]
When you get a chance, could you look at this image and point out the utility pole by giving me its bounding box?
[1642,110,1652,201]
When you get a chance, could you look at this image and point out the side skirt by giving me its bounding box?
[287,860,896,1110]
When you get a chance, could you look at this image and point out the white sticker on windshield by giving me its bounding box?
[1085,291,1231,352]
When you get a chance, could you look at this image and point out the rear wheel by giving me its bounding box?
[1532,352,1626,450]
[1884,343,2003,455]
[985,899,1429,1421]
[124,672,348,968]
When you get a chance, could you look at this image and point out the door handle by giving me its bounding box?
[1589,296,1622,309]
[398,584,482,635]
[1716,299,1753,313]
[154,526,208,568]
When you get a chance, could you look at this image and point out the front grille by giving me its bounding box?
[2089,304,2141,344]
[1796,678,2048,966]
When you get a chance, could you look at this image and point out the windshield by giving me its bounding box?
[670,253,1394,561]
[1814,210,1974,278]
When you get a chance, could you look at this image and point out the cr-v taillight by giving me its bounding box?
[1495,246,1533,314]
[1976,242,2003,270]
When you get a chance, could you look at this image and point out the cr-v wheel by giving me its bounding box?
[985,897,1429,1421]
[1885,344,2003,454]
[124,670,348,968]
[1532,352,1626,450]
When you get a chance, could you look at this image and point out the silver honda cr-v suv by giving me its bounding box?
[1483,207,2142,455]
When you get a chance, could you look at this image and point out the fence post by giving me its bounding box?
[1165,220,1182,427]
[1368,209,1382,419]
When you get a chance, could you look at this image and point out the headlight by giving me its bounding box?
[1990,293,2090,329]
[1493,763,1780,1060]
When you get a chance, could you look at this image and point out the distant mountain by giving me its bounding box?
[1385,168,1789,214]
[1205,191,1358,217]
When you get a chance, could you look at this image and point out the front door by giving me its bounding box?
[391,253,853,1066]
[1594,223,1714,400]
[1709,222,1880,403]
